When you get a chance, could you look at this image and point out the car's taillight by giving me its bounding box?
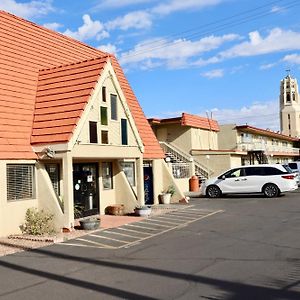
[281,175,295,180]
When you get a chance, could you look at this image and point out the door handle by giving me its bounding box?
[234,179,240,181]
[241,178,247,181]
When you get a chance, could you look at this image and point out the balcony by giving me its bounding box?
[237,142,299,155]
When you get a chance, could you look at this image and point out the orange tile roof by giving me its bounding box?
[0,10,164,159]
[32,57,108,144]
[236,125,299,142]
[148,113,219,132]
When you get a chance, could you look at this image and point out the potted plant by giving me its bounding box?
[160,185,176,204]
[79,217,100,230]
[134,205,152,217]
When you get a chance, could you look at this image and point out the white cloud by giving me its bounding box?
[0,0,54,19]
[260,62,277,70]
[120,33,239,69]
[220,28,300,58]
[152,0,222,15]
[97,43,118,55]
[43,22,63,31]
[64,14,109,41]
[209,100,280,130]
[96,0,155,9]
[271,5,285,13]
[106,11,152,30]
[283,53,300,65]
[201,69,224,79]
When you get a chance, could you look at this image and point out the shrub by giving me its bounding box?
[21,208,56,235]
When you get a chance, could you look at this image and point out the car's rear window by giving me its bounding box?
[288,163,298,170]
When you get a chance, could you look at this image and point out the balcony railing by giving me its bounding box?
[237,143,299,154]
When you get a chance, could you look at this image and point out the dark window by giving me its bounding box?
[111,94,118,120]
[263,167,284,175]
[45,164,60,195]
[244,167,264,176]
[101,130,109,144]
[288,163,298,170]
[89,121,98,143]
[7,164,35,201]
[121,118,128,145]
[102,86,106,102]
[100,107,108,125]
[287,93,291,102]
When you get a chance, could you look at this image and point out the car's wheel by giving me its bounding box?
[263,183,279,198]
[206,185,222,198]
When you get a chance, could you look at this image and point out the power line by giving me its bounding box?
[121,0,300,60]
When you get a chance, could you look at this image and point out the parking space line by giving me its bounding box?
[60,209,224,250]
[125,223,161,231]
[117,227,152,236]
[103,230,141,239]
[76,238,115,248]
[89,234,128,244]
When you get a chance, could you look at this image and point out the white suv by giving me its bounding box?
[202,164,298,198]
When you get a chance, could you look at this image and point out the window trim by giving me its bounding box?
[7,164,36,201]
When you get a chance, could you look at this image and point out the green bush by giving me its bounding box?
[21,208,56,235]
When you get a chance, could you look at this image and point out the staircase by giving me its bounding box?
[159,142,212,181]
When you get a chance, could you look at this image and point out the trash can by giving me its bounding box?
[189,175,199,192]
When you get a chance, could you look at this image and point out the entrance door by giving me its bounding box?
[73,163,99,218]
[144,165,154,205]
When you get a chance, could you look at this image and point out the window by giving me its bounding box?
[89,121,98,143]
[102,162,113,189]
[45,164,60,195]
[287,93,291,102]
[100,107,108,125]
[121,118,128,145]
[102,86,106,102]
[101,130,109,144]
[110,94,118,120]
[7,164,35,201]
[121,162,136,186]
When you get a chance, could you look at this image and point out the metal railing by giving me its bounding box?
[237,142,299,154]
[159,141,212,180]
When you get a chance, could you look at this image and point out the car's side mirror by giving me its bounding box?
[218,175,226,180]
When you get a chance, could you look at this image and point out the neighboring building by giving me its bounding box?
[280,73,300,137]
[148,113,220,188]
[0,11,183,237]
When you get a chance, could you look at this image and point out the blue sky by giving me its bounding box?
[2,0,300,130]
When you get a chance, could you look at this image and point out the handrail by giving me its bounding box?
[159,141,213,178]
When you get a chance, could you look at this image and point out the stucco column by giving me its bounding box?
[136,157,145,205]
[189,157,195,176]
[62,151,74,228]
[152,159,162,205]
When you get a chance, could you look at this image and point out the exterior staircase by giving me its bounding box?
[159,142,212,182]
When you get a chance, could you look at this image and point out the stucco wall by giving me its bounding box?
[218,124,237,150]
[191,127,218,150]
[77,73,138,147]
[0,161,38,237]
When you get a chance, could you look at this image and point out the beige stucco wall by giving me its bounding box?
[77,74,138,147]
[218,124,238,150]
[36,163,65,230]
[0,161,38,237]
[191,127,218,150]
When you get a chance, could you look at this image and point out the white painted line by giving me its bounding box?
[89,234,127,244]
[117,227,152,236]
[74,238,115,248]
[140,220,174,228]
[118,209,224,249]
[59,242,107,249]
[125,223,160,231]
[102,230,141,239]
[165,213,198,220]
[153,215,194,222]
[147,218,180,225]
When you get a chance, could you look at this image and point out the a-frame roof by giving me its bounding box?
[0,10,164,159]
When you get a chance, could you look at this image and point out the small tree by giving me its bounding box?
[21,208,56,235]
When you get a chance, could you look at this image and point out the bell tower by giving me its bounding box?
[280,71,300,137]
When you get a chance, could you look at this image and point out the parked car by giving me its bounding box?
[287,162,300,185]
[201,164,298,198]
[283,164,300,186]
